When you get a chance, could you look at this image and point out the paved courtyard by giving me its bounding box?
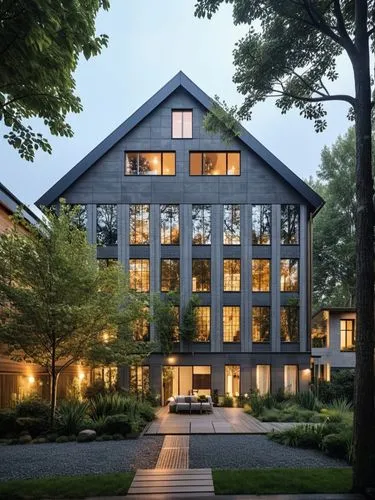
[144,406,297,435]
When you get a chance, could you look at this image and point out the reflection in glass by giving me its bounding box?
[195,306,211,342]
[129,259,150,292]
[223,306,240,342]
[129,204,150,245]
[161,259,180,291]
[280,306,299,342]
[160,205,179,244]
[280,259,299,292]
[192,259,211,292]
[192,205,211,245]
[252,307,270,342]
[252,259,270,292]
[125,152,175,175]
[97,205,117,246]
[281,205,299,244]
[252,205,271,245]
[223,259,241,291]
[223,204,240,245]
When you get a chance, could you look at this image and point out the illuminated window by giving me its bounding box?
[133,312,150,341]
[70,204,87,231]
[97,205,118,246]
[129,204,150,245]
[340,319,355,351]
[280,306,299,342]
[190,152,240,175]
[252,259,270,292]
[280,259,299,292]
[161,259,180,292]
[125,152,175,175]
[195,306,211,342]
[225,365,240,396]
[252,205,271,245]
[223,204,241,244]
[192,259,211,292]
[312,311,328,348]
[256,365,271,395]
[281,205,299,244]
[173,306,180,342]
[160,205,179,244]
[172,110,192,138]
[223,259,241,291]
[129,259,149,292]
[98,259,117,268]
[252,306,270,343]
[223,306,240,342]
[192,205,211,245]
[93,367,118,388]
[130,366,150,394]
[284,365,298,394]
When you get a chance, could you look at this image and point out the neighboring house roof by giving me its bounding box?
[0,182,41,226]
[36,71,324,212]
[312,307,356,319]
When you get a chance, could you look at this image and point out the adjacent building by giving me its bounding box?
[37,72,324,403]
[311,307,356,381]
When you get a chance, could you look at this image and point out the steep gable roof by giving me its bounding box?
[0,182,41,226]
[36,71,324,212]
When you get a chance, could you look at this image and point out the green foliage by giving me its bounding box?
[270,423,329,449]
[56,400,89,435]
[88,393,128,419]
[316,370,355,404]
[203,97,241,143]
[102,415,131,436]
[294,390,321,412]
[152,292,179,354]
[56,435,70,443]
[15,417,48,437]
[16,397,50,421]
[180,295,200,343]
[18,434,32,444]
[322,431,352,460]
[84,379,108,399]
[0,410,17,436]
[329,398,353,413]
[0,0,110,161]
[223,395,234,407]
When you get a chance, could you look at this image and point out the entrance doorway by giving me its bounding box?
[162,365,211,404]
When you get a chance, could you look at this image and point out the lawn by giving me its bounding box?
[0,472,134,499]
[213,468,352,495]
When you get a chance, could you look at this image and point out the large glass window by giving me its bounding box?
[281,205,300,245]
[284,365,298,394]
[340,319,355,351]
[70,204,87,231]
[172,110,192,139]
[312,311,328,348]
[256,365,271,395]
[190,152,240,176]
[98,259,117,268]
[129,204,150,245]
[252,306,270,343]
[97,204,118,246]
[223,306,240,342]
[192,259,211,292]
[225,365,240,397]
[280,306,299,342]
[130,366,150,394]
[161,259,180,292]
[252,205,271,245]
[223,204,241,245]
[223,259,241,291]
[280,259,299,292]
[160,205,179,244]
[129,259,149,292]
[133,314,150,342]
[195,306,211,342]
[125,152,175,176]
[252,259,271,292]
[192,205,211,245]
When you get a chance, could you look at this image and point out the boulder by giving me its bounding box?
[77,429,96,442]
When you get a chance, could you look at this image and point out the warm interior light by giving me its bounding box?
[78,372,85,381]
[103,332,109,343]
[28,376,35,384]
[167,356,176,364]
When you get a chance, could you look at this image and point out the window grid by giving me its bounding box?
[280,306,299,342]
[252,259,271,292]
[192,259,211,292]
[130,366,150,394]
[223,306,241,342]
[252,204,271,245]
[129,204,150,245]
[96,204,118,246]
[125,151,175,176]
[129,259,150,292]
[281,205,300,245]
[280,259,299,292]
[223,204,241,245]
[223,259,241,291]
[340,319,355,351]
[192,205,211,245]
[195,306,211,342]
[160,204,180,245]
[190,152,240,176]
[160,259,180,292]
[252,306,271,343]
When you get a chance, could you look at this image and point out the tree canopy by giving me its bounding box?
[0,0,110,161]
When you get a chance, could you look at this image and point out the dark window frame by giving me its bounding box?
[223,306,241,343]
[252,258,271,292]
[340,319,356,352]
[223,204,241,245]
[252,306,271,343]
[280,258,299,292]
[194,305,211,342]
[252,204,272,246]
[160,204,180,245]
[192,258,211,292]
[96,204,118,246]
[129,258,150,292]
[129,204,150,246]
[171,109,193,139]
[281,204,300,245]
[280,306,300,342]
[192,204,212,245]
[160,258,180,292]
[223,258,241,292]
[189,151,241,176]
[124,151,176,176]
[224,364,241,395]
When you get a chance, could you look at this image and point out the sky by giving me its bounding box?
[0,1,355,215]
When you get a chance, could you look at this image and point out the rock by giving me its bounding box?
[77,429,96,442]
[19,434,32,444]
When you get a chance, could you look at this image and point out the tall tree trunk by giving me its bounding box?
[352,2,375,490]
[49,350,60,426]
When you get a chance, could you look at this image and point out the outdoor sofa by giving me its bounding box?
[168,395,213,414]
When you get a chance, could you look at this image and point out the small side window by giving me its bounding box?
[172,110,192,138]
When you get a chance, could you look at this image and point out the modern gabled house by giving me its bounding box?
[37,71,324,403]
[311,307,356,382]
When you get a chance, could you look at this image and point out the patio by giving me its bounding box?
[144,406,296,435]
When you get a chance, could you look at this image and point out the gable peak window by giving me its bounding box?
[125,152,175,176]
[190,152,240,176]
[172,110,192,139]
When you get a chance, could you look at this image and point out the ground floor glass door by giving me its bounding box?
[162,365,211,404]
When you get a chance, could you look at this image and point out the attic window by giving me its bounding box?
[172,110,192,139]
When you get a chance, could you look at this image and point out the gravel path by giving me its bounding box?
[189,435,348,469]
[0,436,164,481]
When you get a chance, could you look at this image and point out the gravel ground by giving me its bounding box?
[189,435,348,469]
[0,436,164,481]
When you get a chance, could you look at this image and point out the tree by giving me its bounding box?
[308,127,357,309]
[152,292,179,355]
[195,1,375,490]
[180,296,200,344]
[0,0,109,161]
[0,204,150,423]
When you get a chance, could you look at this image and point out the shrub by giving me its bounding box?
[46,432,58,442]
[90,415,108,435]
[56,435,69,443]
[212,389,219,406]
[88,393,128,419]
[16,417,48,437]
[258,409,281,422]
[294,390,321,411]
[101,434,113,441]
[56,400,88,435]
[137,401,155,422]
[68,434,77,442]
[84,379,108,399]
[248,393,265,417]
[322,432,351,460]
[223,396,234,407]
[112,433,124,440]
[0,410,17,437]
[16,397,50,421]
[19,434,32,444]
[329,398,353,413]
[32,437,47,444]
[102,414,131,435]
[317,370,354,404]
[269,423,328,449]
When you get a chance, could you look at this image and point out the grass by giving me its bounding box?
[0,472,135,499]
[212,468,352,495]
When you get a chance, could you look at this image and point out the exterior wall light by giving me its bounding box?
[28,376,35,384]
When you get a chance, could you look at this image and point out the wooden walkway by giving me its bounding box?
[156,435,189,469]
[145,406,296,435]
